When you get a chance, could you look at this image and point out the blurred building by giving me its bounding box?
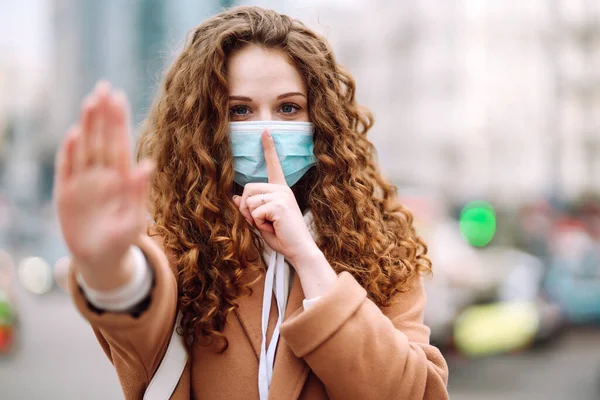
[0,0,597,209]
[248,0,600,207]
[555,0,600,200]
[50,0,233,137]
[0,1,53,200]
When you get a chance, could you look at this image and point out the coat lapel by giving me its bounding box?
[234,266,281,360]
[234,266,310,400]
[268,272,310,400]
[234,267,265,361]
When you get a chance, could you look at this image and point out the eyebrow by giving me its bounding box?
[277,92,306,100]
[228,92,307,102]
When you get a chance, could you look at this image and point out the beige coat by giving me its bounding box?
[69,233,449,399]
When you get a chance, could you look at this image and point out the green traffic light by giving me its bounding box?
[459,201,496,247]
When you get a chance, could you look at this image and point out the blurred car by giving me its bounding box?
[544,219,600,324]
[0,247,17,355]
[0,289,16,354]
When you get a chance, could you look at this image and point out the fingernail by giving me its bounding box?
[264,128,272,139]
[233,195,240,200]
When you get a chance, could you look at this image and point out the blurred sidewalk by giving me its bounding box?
[1,282,599,399]
[448,328,600,400]
[0,286,122,399]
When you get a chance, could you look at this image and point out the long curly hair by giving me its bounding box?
[136,6,431,351]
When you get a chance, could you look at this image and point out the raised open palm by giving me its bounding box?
[54,82,153,287]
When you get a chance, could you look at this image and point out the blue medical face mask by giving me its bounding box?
[229,121,317,187]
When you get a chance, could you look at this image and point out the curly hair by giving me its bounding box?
[136,6,432,351]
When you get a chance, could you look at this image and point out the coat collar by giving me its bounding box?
[268,274,310,399]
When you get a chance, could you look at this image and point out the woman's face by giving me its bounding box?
[226,44,309,122]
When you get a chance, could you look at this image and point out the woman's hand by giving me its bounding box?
[233,129,321,266]
[54,82,154,290]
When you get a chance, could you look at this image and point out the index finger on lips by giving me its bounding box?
[261,128,286,185]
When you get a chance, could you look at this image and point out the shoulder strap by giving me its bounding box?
[144,312,188,400]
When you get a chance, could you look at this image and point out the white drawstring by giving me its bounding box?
[257,211,315,400]
[258,250,289,400]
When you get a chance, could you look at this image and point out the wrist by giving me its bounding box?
[289,244,324,269]
[292,248,337,299]
[74,248,137,291]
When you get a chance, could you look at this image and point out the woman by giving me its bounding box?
[55,6,448,400]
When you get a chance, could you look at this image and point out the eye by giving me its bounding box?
[229,105,251,117]
[279,103,301,115]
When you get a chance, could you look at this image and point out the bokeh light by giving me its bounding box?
[53,256,71,293]
[459,201,497,247]
[18,257,53,295]
[454,301,539,358]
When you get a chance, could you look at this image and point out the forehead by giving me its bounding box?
[226,44,306,96]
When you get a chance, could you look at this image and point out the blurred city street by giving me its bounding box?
[0,286,122,400]
[2,0,600,399]
[448,330,600,400]
[1,281,599,399]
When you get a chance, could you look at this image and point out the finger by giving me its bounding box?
[130,159,154,206]
[246,192,272,214]
[91,82,112,166]
[130,159,154,228]
[103,92,121,167]
[112,90,133,175]
[240,182,282,200]
[239,182,284,225]
[261,128,286,185]
[76,95,96,172]
[234,195,255,226]
[250,203,276,234]
[239,182,281,226]
[81,81,110,167]
[233,195,254,225]
[239,184,258,227]
[55,125,79,191]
